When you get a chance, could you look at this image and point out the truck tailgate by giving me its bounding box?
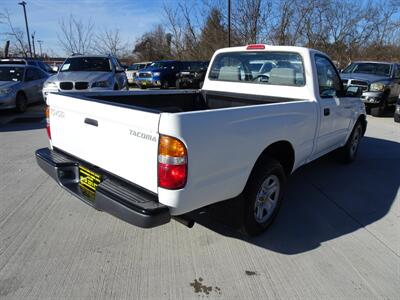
[48,93,160,193]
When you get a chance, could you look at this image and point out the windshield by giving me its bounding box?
[342,63,392,77]
[0,66,24,81]
[209,51,305,86]
[128,64,146,71]
[149,62,173,69]
[60,57,111,72]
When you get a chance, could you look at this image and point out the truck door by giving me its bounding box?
[314,54,352,155]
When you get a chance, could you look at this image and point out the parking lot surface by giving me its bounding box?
[0,107,399,299]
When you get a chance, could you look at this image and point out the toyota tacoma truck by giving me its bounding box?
[36,45,367,236]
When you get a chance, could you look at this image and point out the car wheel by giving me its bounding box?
[370,100,386,117]
[161,81,169,89]
[240,158,285,236]
[175,80,181,89]
[199,81,204,89]
[15,92,28,113]
[365,106,371,114]
[394,113,400,123]
[339,121,363,164]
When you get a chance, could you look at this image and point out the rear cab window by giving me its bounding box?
[208,51,305,86]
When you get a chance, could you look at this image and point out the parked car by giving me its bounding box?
[42,54,128,100]
[136,60,182,89]
[0,63,49,112]
[394,95,400,123]
[1,58,55,74]
[125,62,152,86]
[175,61,209,89]
[340,61,400,117]
[36,45,366,236]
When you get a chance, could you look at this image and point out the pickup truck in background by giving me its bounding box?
[340,61,400,117]
[36,45,367,236]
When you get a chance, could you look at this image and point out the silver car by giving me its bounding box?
[0,64,49,113]
[43,55,128,99]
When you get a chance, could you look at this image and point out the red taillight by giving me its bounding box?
[246,44,265,50]
[45,106,51,140]
[158,135,187,189]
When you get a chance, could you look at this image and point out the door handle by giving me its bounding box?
[84,118,98,127]
[324,108,330,116]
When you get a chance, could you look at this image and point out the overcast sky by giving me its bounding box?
[0,0,175,56]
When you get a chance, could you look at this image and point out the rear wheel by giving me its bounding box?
[15,92,28,113]
[240,158,285,236]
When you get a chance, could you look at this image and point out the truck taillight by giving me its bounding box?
[45,106,51,140]
[158,135,187,189]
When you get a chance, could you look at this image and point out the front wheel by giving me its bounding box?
[15,92,28,113]
[240,158,286,236]
[339,121,363,163]
[370,100,387,117]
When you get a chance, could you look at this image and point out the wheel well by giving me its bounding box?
[357,114,367,135]
[252,141,295,176]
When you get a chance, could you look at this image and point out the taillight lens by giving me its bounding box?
[45,106,51,140]
[158,135,187,189]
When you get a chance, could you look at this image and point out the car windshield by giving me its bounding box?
[342,63,392,76]
[209,51,305,86]
[60,57,111,72]
[128,64,146,71]
[150,62,173,69]
[0,66,24,81]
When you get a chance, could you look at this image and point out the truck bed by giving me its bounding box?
[65,90,293,113]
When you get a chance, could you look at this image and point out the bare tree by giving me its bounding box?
[58,15,95,55]
[0,9,29,57]
[133,25,172,61]
[94,28,129,57]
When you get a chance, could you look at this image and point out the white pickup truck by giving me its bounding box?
[36,45,367,235]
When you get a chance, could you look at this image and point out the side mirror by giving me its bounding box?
[345,86,363,97]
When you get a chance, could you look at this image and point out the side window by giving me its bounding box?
[315,55,342,98]
[25,68,41,81]
[395,64,400,78]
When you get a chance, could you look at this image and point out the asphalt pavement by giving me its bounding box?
[0,105,399,299]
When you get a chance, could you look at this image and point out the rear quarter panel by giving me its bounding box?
[158,100,318,215]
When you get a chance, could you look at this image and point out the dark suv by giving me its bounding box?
[176,61,209,89]
[340,61,400,117]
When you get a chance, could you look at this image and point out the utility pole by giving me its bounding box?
[37,40,43,57]
[18,1,32,57]
[32,32,36,58]
[228,0,231,47]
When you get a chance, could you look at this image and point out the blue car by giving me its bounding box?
[136,60,183,89]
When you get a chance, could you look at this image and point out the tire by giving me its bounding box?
[339,121,363,163]
[365,106,371,114]
[394,113,400,123]
[370,100,386,117]
[15,92,28,113]
[175,80,181,89]
[199,81,204,89]
[161,81,169,89]
[240,158,286,236]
